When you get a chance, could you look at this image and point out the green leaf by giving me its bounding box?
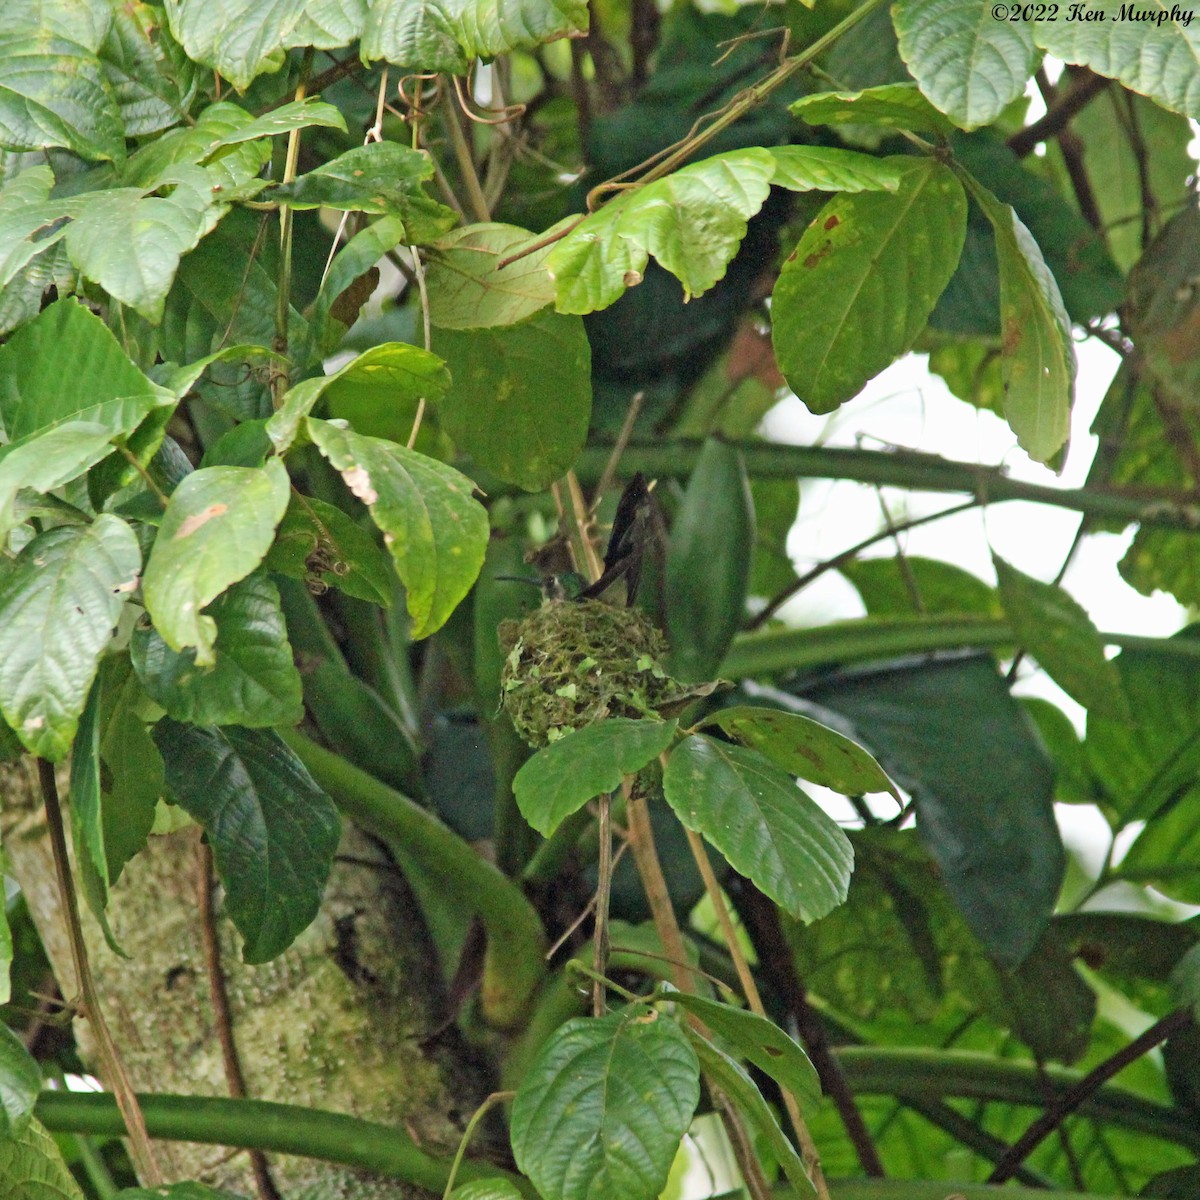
[511,1005,700,1200]
[271,142,455,242]
[1033,3,1200,119]
[363,0,588,73]
[117,1186,249,1200]
[768,145,906,193]
[993,555,1130,721]
[667,989,821,1114]
[513,718,677,836]
[426,222,558,329]
[153,720,342,963]
[800,654,1061,965]
[842,555,1001,618]
[451,1182,525,1200]
[142,458,290,667]
[433,310,591,491]
[549,149,777,314]
[0,1117,85,1200]
[662,734,853,923]
[685,1032,814,1197]
[0,1021,40,1137]
[264,492,394,606]
[893,0,1036,130]
[702,705,899,800]
[960,173,1075,463]
[204,98,347,148]
[64,168,221,322]
[790,81,957,134]
[0,166,71,293]
[133,571,304,728]
[771,158,967,414]
[96,3,192,139]
[306,419,488,640]
[268,342,450,455]
[1171,943,1200,1018]
[0,516,140,762]
[69,678,126,956]
[0,33,124,161]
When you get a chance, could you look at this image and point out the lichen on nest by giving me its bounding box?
[499,600,693,747]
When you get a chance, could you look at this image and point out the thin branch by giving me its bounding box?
[988,1008,1193,1183]
[37,760,164,1185]
[1007,68,1109,158]
[592,794,613,1017]
[441,1090,515,1200]
[444,90,492,222]
[197,839,282,1200]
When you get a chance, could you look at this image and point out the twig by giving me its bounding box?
[37,760,163,1185]
[407,250,432,448]
[1007,68,1109,159]
[444,90,492,222]
[592,795,613,1017]
[197,839,282,1200]
[441,1090,515,1200]
[748,499,979,630]
[260,54,364,112]
[988,1008,1193,1183]
[590,392,646,510]
[731,877,885,1178]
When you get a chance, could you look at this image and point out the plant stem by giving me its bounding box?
[572,441,1200,531]
[441,1090,515,1200]
[593,794,613,1017]
[36,1091,535,1197]
[36,760,163,1185]
[279,728,546,1029]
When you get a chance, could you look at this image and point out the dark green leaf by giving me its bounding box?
[513,718,677,836]
[0,1117,85,1200]
[790,82,956,134]
[842,555,1001,618]
[142,458,290,667]
[434,310,591,491]
[702,705,898,799]
[0,516,140,762]
[0,1021,40,1138]
[154,720,341,963]
[892,0,1035,129]
[1170,943,1200,1018]
[994,555,1129,721]
[264,492,394,606]
[685,1031,814,1197]
[133,572,304,728]
[960,173,1075,463]
[667,990,821,1114]
[306,419,488,639]
[271,143,455,242]
[772,159,967,414]
[511,1004,700,1200]
[426,222,557,329]
[799,654,1061,965]
[363,0,588,74]
[662,734,853,923]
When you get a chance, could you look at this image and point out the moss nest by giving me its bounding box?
[499,600,684,746]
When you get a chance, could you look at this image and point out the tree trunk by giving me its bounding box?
[1,758,494,1197]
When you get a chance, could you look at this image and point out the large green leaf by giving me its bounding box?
[993,555,1129,721]
[960,175,1075,463]
[306,419,487,639]
[0,1116,86,1200]
[154,720,341,963]
[142,458,290,667]
[426,222,558,329]
[799,653,1061,965]
[0,516,139,762]
[511,1005,700,1200]
[271,142,455,242]
[771,158,967,414]
[662,734,853,923]
[204,98,347,148]
[893,0,1036,129]
[264,492,394,606]
[133,571,304,728]
[433,310,591,491]
[362,0,588,73]
[64,167,222,322]
[0,33,124,161]
[790,81,957,134]
[267,342,450,454]
[0,166,71,293]
[1033,4,1200,119]
[667,989,821,1114]
[685,1032,814,1196]
[513,718,677,836]
[0,1021,40,1138]
[702,705,898,799]
[842,555,1001,618]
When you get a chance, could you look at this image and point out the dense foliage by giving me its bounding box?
[0,1,1199,1198]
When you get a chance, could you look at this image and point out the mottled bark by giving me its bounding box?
[1,759,494,1198]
